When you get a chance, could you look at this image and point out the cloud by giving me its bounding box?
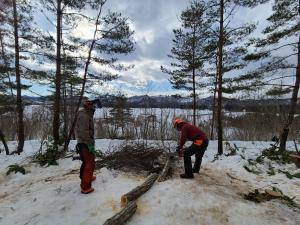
[30,0,297,98]
[89,0,190,95]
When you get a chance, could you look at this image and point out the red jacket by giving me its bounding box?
[178,122,207,149]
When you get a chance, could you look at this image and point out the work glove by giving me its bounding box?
[87,144,96,154]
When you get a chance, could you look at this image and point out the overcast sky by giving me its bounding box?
[96,0,279,97]
[91,0,191,96]
[27,0,295,98]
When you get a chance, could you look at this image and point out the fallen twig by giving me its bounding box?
[226,173,248,183]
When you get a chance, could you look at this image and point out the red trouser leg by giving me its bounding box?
[79,148,95,190]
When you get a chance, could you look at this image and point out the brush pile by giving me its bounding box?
[95,142,166,174]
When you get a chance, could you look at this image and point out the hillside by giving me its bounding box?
[20,95,300,111]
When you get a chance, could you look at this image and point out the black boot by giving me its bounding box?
[192,168,199,174]
[180,173,194,179]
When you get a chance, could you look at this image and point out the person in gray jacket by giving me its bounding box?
[75,99,96,194]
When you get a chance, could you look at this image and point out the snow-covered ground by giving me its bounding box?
[0,140,299,225]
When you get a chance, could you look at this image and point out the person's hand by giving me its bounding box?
[87,144,95,154]
[176,146,183,157]
[178,148,184,157]
[176,146,181,155]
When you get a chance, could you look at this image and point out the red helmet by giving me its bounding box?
[174,118,184,128]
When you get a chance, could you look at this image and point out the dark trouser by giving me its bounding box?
[184,139,209,176]
[76,143,95,190]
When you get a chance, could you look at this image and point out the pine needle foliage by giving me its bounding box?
[6,164,26,176]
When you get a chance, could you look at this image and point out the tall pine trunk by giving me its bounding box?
[216,0,224,155]
[210,55,218,140]
[279,26,300,150]
[12,0,24,154]
[192,26,196,126]
[192,69,196,126]
[62,45,68,139]
[70,83,75,140]
[53,0,62,146]
[63,75,68,139]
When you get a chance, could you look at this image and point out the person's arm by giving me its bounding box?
[178,126,187,149]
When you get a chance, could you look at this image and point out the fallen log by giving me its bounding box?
[158,156,171,182]
[290,154,300,160]
[103,201,137,225]
[121,173,158,206]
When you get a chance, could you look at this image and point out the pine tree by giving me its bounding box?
[0,1,14,98]
[243,0,299,150]
[109,94,133,138]
[12,0,25,154]
[40,0,88,146]
[1,0,48,153]
[207,0,265,154]
[63,0,135,150]
[161,1,213,125]
[61,55,81,139]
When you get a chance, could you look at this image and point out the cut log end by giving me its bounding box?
[120,173,158,206]
[121,196,128,206]
[103,201,137,225]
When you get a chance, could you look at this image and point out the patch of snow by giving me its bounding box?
[0,140,299,225]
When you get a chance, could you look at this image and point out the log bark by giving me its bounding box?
[103,201,137,225]
[157,156,171,182]
[216,0,224,155]
[121,173,158,206]
[13,0,24,154]
[53,0,62,146]
[290,154,300,160]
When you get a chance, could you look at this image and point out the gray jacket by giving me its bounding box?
[75,108,95,145]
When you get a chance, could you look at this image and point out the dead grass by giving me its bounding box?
[1,106,299,142]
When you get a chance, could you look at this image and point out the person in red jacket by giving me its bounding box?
[174,118,209,179]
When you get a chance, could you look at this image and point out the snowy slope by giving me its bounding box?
[0,140,299,225]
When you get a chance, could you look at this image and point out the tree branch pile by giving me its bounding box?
[95,142,166,174]
[244,188,300,210]
[255,144,300,168]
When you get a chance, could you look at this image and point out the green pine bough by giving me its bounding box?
[6,164,26,176]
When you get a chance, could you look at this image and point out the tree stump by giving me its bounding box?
[103,201,137,225]
[121,173,158,206]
